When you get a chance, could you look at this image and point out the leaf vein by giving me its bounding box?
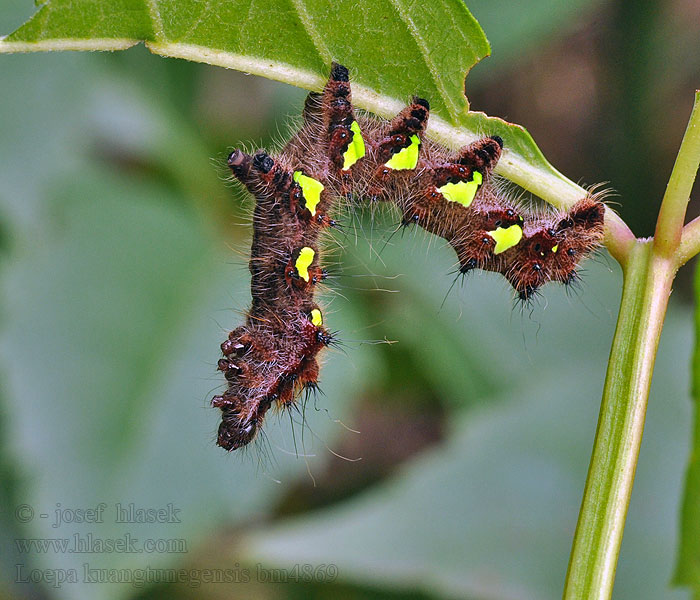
[386,0,460,121]
[174,0,214,43]
[146,0,165,41]
[289,0,332,65]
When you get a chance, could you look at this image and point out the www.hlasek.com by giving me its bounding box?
[15,533,187,554]
[16,563,340,588]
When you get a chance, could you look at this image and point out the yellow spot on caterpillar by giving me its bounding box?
[311,308,323,326]
[438,171,483,207]
[385,134,421,170]
[295,247,315,282]
[488,224,523,254]
[293,171,324,216]
[342,121,366,170]
[552,245,559,253]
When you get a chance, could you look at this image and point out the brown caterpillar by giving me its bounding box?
[213,64,605,451]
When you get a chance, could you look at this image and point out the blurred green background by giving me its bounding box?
[1,1,699,599]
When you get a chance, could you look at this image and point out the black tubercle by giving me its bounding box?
[316,330,333,345]
[461,258,478,273]
[413,97,430,110]
[253,152,274,174]
[330,62,349,82]
[519,285,538,301]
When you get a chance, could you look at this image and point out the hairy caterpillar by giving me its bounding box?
[213,64,605,451]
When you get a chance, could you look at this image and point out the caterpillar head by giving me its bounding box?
[217,412,259,451]
[212,392,275,451]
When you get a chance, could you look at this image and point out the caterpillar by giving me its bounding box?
[213,63,605,451]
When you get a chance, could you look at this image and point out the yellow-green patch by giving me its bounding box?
[488,224,523,255]
[438,171,483,207]
[342,121,366,170]
[385,134,421,170]
[295,247,315,282]
[310,308,323,326]
[552,245,559,253]
[293,171,324,216]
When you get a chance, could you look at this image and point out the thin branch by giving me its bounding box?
[657,90,700,263]
[679,215,700,267]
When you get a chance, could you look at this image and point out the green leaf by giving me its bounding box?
[673,261,700,591]
[0,52,96,234]
[0,0,603,217]
[0,0,485,122]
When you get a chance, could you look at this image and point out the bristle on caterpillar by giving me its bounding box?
[215,63,605,451]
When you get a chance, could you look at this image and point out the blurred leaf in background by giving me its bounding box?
[1,1,699,600]
[673,263,700,594]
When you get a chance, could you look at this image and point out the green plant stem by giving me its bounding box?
[563,242,673,600]
[564,91,700,600]
[657,91,700,260]
[679,215,700,267]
